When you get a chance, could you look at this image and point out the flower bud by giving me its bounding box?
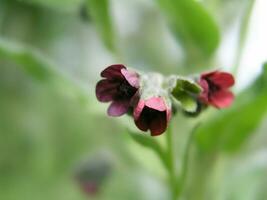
[133,73,172,136]
[75,152,112,196]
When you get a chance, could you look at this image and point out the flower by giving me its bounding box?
[80,181,98,196]
[198,71,235,108]
[96,64,139,116]
[133,97,171,136]
[75,152,112,196]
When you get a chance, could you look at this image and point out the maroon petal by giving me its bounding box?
[149,111,167,136]
[135,115,149,132]
[121,68,139,88]
[81,182,98,195]
[107,100,129,116]
[209,72,235,89]
[96,79,118,102]
[130,91,140,107]
[201,70,218,79]
[145,97,166,111]
[101,64,126,79]
[210,90,234,108]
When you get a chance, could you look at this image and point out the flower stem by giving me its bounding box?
[176,123,200,197]
[166,125,178,200]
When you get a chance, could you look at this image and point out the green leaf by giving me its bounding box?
[0,38,92,107]
[196,63,267,153]
[0,38,55,80]
[171,76,201,112]
[86,0,115,51]
[156,0,220,59]
[128,130,167,167]
[18,0,84,13]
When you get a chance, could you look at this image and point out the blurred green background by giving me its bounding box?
[0,0,267,199]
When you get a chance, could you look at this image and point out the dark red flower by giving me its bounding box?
[198,71,235,108]
[75,152,112,197]
[96,64,139,116]
[133,97,171,136]
[80,181,98,196]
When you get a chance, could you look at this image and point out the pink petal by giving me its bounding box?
[149,111,167,136]
[95,79,118,102]
[107,100,129,117]
[101,64,126,79]
[133,100,145,120]
[166,108,172,123]
[198,79,209,104]
[210,90,234,108]
[199,79,209,92]
[145,97,166,111]
[209,72,235,88]
[121,68,139,88]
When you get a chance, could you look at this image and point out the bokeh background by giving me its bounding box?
[0,0,267,199]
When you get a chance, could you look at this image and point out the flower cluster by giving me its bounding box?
[96,64,235,136]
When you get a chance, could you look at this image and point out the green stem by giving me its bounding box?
[176,124,200,197]
[165,123,200,200]
[166,126,178,200]
[232,0,256,76]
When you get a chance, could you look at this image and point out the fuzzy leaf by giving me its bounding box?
[156,0,220,59]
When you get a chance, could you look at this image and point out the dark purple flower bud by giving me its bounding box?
[96,64,140,116]
[133,97,171,136]
[75,152,113,196]
[80,181,98,196]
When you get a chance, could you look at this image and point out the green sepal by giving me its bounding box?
[174,77,202,94]
[169,76,202,113]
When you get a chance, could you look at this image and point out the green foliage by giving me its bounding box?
[196,64,267,153]
[0,39,55,80]
[17,0,84,12]
[86,0,115,51]
[128,130,167,167]
[171,77,202,112]
[156,0,220,61]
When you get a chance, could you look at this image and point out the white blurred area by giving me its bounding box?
[237,0,267,90]
[219,0,267,91]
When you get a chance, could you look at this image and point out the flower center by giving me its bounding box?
[142,107,165,124]
[207,79,220,93]
[117,81,136,99]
